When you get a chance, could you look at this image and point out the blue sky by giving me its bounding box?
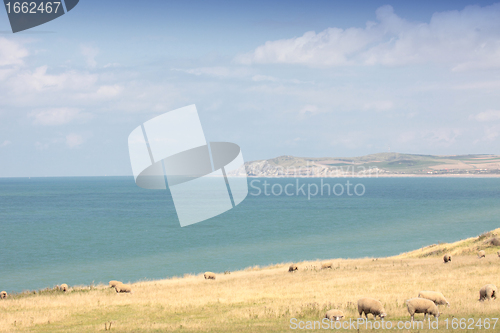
[1,0,500,176]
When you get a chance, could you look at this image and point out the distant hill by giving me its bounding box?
[230,153,500,177]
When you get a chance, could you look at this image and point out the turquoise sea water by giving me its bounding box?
[0,177,499,293]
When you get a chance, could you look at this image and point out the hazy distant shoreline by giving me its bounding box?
[247,174,500,178]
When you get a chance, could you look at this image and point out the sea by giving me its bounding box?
[1,176,499,293]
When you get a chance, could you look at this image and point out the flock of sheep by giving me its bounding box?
[0,283,69,299]
[287,250,499,322]
[0,281,134,300]
[0,248,498,324]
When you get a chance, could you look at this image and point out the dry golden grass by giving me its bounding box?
[1,230,499,332]
[396,228,500,258]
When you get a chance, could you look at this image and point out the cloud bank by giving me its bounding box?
[236,4,500,70]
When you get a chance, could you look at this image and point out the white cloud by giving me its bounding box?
[80,45,99,68]
[35,141,50,150]
[96,85,123,98]
[299,104,318,115]
[29,108,90,126]
[103,63,120,68]
[236,25,374,66]
[34,137,63,150]
[0,68,17,81]
[66,133,84,148]
[252,74,279,82]
[172,66,251,78]
[397,128,464,147]
[0,37,28,67]
[1,140,11,147]
[481,125,500,141]
[424,128,463,146]
[472,109,500,122]
[363,101,394,111]
[11,66,97,93]
[237,4,500,70]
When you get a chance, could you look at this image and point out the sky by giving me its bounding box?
[1,0,500,177]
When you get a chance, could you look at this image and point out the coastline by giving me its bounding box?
[1,229,499,332]
[246,173,500,178]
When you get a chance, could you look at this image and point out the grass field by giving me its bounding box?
[1,229,499,332]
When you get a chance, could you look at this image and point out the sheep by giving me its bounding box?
[418,291,450,307]
[406,298,439,321]
[60,284,69,292]
[357,297,387,320]
[115,284,132,293]
[443,254,451,263]
[0,291,7,299]
[321,262,333,269]
[486,237,500,246]
[478,250,486,258]
[479,284,497,301]
[109,280,122,288]
[288,264,298,272]
[325,309,344,321]
[204,272,216,280]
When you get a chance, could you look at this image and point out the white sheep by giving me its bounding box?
[406,298,439,321]
[479,284,497,301]
[0,291,7,299]
[321,262,333,269]
[357,297,386,319]
[204,272,216,280]
[478,250,486,258]
[325,309,344,321]
[109,280,122,288]
[115,284,132,293]
[418,291,450,307]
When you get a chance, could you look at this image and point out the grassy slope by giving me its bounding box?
[396,229,500,258]
[1,230,499,332]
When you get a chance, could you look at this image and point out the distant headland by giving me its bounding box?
[229,153,500,177]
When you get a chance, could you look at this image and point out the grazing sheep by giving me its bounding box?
[115,284,132,293]
[321,262,333,269]
[478,250,486,258]
[60,284,69,292]
[443,254,451,263]
[418,291,450,307]
[486,237,500,246]
[109,280,122,288]
[0,291,7,299]
[204,272,216,280]
[479,284,497,301]
[325,309,344,321]
[357,297,387,319]
[406,298,439,321]
[288,264,298,272]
